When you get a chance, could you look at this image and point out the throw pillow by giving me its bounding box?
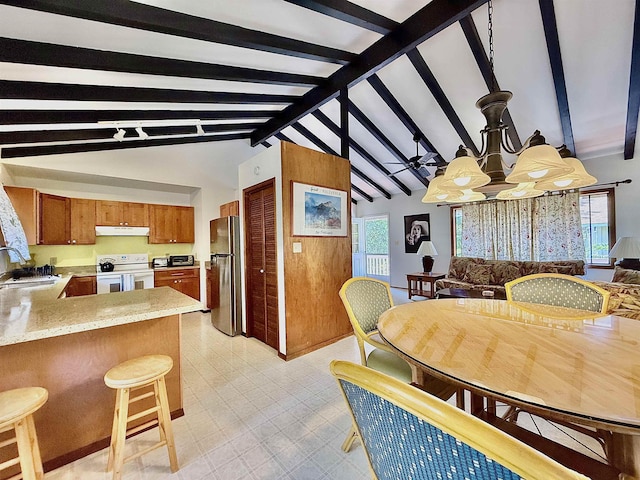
[612,266,640,284]
[449,256,484,280]
[463,264,492,285]
[538,263,574,275]
[492,263,521,285]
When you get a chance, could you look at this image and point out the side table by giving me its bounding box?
[406,272,445,299]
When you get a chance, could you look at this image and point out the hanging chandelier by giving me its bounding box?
[422,0,596,204]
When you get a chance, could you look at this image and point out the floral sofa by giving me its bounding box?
[593,267,640,320]
[434,256,585,295]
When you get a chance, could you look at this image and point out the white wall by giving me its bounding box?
[354,189,450,288]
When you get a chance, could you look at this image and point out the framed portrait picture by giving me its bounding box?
[404,213,430,253]
[292,182,348,237]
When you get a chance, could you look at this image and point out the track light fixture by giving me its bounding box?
[196,124,205,136]
[135,127,149,140]
[113,129,126,142]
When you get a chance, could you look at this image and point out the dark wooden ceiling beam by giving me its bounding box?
[0,38,322,87]
[0,110,274,125]
[2,0,354,65]
[348,100,425,189]
[538,0,575,154]
[275,132,294,143]
[283,0,399,35]
[406,49,480,157]
[624,0,640,159]
[350,184,373,202]
[0,123,262,145]
[458,14,522,150]
[0,132,251,158]
[311,109,411,196]
[0,80,298,105]
[291,122,392,199]
[251,0,487,145]
[367,74,445,167]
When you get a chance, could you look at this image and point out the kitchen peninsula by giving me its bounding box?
[0,276,202,476]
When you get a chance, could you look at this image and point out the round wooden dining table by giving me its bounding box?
[377,298,640,477]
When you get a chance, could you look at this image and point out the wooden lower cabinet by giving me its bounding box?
[64,276,97,297]
[154,268,200,301]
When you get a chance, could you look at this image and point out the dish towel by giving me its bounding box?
[0,183,31,263]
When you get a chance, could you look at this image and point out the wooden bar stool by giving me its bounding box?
[104,355,178,480]
[0,387,48,480]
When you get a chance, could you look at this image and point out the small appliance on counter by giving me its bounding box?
[152,257,168,268]
[168,255,194,267]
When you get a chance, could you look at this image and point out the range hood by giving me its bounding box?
[95,226,150,236]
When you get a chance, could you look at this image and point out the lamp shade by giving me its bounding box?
[447,189,486,203]
[505,144,573,184]
[440,155,491,190]
[535,157,597,190]
[421,176,452,203]
[416,241,438,256]
[610,237,640,258]
[495,182,545,200]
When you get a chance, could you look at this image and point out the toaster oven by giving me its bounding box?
[168,255,194,267]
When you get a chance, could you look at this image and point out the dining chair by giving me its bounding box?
[338,277,456,452]
[505,273,610,314]
[330,360,588,480]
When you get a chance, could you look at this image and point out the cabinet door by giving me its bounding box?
[95,200,122,226]
[124,202,149,227]
[39,193,70,245]
[180,276,200,301]
[5,186,39,245]
[220,203,230,217]
[175,206,194,243]
[228,201,239,216]
[149,204,175,243]
[65,276,97,297]
[70,198,96,245]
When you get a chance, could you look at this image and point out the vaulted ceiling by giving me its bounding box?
[0,0,638,202]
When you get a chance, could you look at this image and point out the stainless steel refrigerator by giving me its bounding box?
[210,216,241,336]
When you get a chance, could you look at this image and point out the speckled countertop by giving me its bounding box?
[0,275,203,347]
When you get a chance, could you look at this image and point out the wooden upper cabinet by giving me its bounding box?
[39,193,96,245]
[219,201,239,217]
[149,204,194,244]
[96,200,149,227]
[4,186,39,245]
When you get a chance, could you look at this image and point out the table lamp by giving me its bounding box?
[416,241,438,273]
[609,237,640,270]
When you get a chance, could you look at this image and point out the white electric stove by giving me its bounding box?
[95,254,154,294]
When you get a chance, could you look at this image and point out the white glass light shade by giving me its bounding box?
[505,144,573,184]
[421,176,452,203]
[440,155,491,190]
[609,237,640,258]
[447,189,486,203]
[535,157,597,190]
[416,240,438,256]
[496,182,544,200]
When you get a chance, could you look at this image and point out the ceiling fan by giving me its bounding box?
[386,134,438,176]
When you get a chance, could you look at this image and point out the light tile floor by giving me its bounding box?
[44,287,607,479]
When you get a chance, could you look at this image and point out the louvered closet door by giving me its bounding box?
[244,180,278,350]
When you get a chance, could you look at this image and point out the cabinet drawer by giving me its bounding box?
[154,268,198,283]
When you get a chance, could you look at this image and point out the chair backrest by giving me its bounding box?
[330,360,588,480]
[339,277,393,337]
[505,273,610,314]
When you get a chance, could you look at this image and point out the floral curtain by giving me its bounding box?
[461,192,584,262]
[0,183,31,263]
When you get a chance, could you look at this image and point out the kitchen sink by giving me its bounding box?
[0,275,60,288]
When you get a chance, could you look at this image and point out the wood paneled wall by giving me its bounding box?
[280,142,352,359]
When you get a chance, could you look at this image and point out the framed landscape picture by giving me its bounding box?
[404,213,430,253]
[292,182,347,237]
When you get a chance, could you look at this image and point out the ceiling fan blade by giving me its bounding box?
[387,166,410,176]
[417,152,438,163]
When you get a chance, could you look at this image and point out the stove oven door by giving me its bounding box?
[96,274,124,294]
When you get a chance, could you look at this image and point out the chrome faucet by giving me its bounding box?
[0,246,27,265]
